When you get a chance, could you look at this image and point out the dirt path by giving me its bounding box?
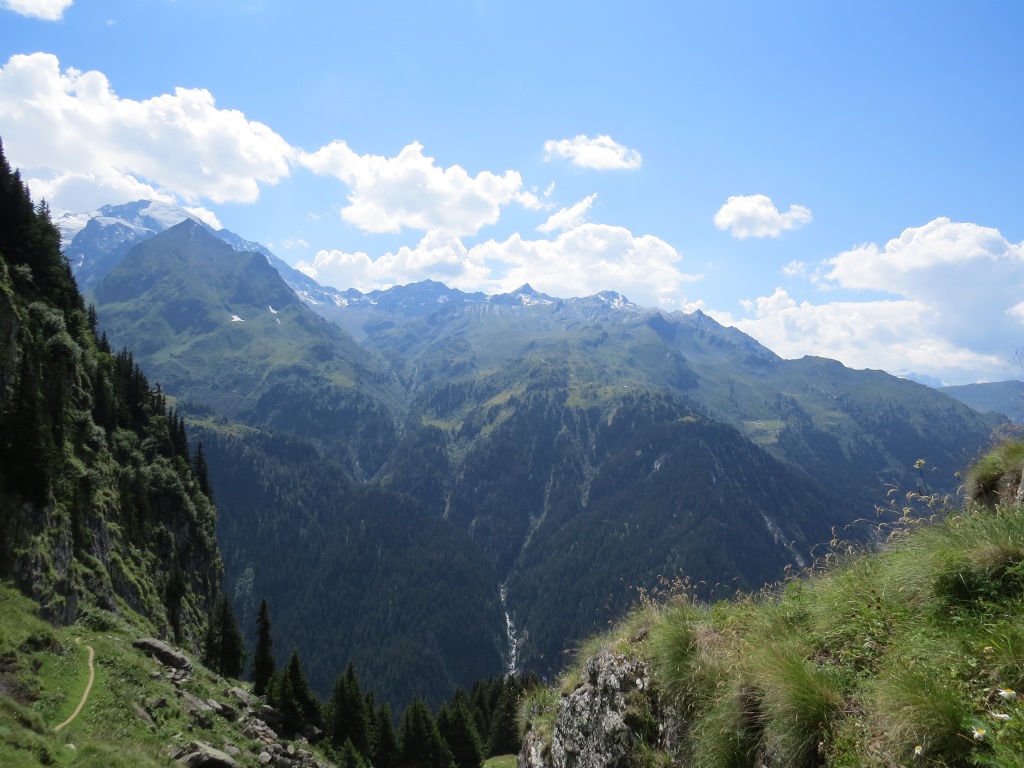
[54,644,95,732]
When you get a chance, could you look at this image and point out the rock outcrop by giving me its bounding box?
[134,637,194,672]
[519,650,681,768]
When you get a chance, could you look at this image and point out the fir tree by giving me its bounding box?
[371,702,399,768]
[398,699,454,768]
[338,739,368,768]
[191,440,213,500]
[204,594,246,678]
[437,698,484,768]
[486,680,522,757]
[272,649,321,730]
[252,598,276,696]
[164,567,186,643]
[329,662,370,754]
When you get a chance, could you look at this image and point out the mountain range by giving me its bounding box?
[60,200,1011,712]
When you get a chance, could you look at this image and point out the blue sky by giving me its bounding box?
[1,0,1023,385]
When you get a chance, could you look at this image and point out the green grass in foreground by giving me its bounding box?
[484,755,518,768]
[520,490,1024,767]
[0,583,338,768]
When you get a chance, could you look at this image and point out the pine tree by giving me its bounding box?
[272,649,321,730]
[203,594,246,678]
[165,566,186,643]
[371,703,399,768]
[398,699,454,768]
[252,598,275,696]
[329,662,370,754]
[338,739,369,768]
[437,698,484,768]
[192,441,213,500]
[486,680,522,757]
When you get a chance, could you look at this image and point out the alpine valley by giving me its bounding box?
[50,200,1007,716]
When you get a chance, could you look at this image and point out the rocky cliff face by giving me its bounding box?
[519,651,683,768]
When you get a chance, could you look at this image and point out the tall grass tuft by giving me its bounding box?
[871,662,974,765]
[750,643,843,767]
[645,600,708,708]
[689,682,762,768]
[966,441,1024,506]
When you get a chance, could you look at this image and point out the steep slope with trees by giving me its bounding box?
[0,140,220,645]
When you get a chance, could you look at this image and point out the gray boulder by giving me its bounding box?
[133,637,193,672]
[173,741,237,767]
[521,650,677,768]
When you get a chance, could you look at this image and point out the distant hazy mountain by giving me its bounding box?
[942,380,1024,424]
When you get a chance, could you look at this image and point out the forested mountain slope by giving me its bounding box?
[0,143,220,647]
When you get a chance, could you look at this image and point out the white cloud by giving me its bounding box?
[299,140,537,236]
[0,53,294,211]
[543,134,642,170]
[716,289,1003,384]
[782,260,808,277]
[713,194,812,239]
[1,0,73,21]
[298,229,487,292]
[719,218,1024,384]
[476,224,698,304]
[298,222,700,307]
[824,217,1024,293]
[537,194,597,234]
[182,205,222,230]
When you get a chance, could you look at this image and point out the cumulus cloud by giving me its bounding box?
[182,206,222,230]
[782,260,808,277]
[823,217,1024,293]
[0,53,294,211]
[718,288,1003,383]
[537,194,597,234]
[543,134,642,170]
[713,194,812,239]
[477,224,699,303]
[298,222,700,307]
[299,140,539,236]
[297,229,487,293]
[720,218,1024,384]
[1,0,73,21]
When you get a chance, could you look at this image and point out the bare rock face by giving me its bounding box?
[133,637,193,672]
[520,650,679,768]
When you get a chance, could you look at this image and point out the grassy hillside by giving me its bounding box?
[520,444,1024,767]
[0,581,320,768]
